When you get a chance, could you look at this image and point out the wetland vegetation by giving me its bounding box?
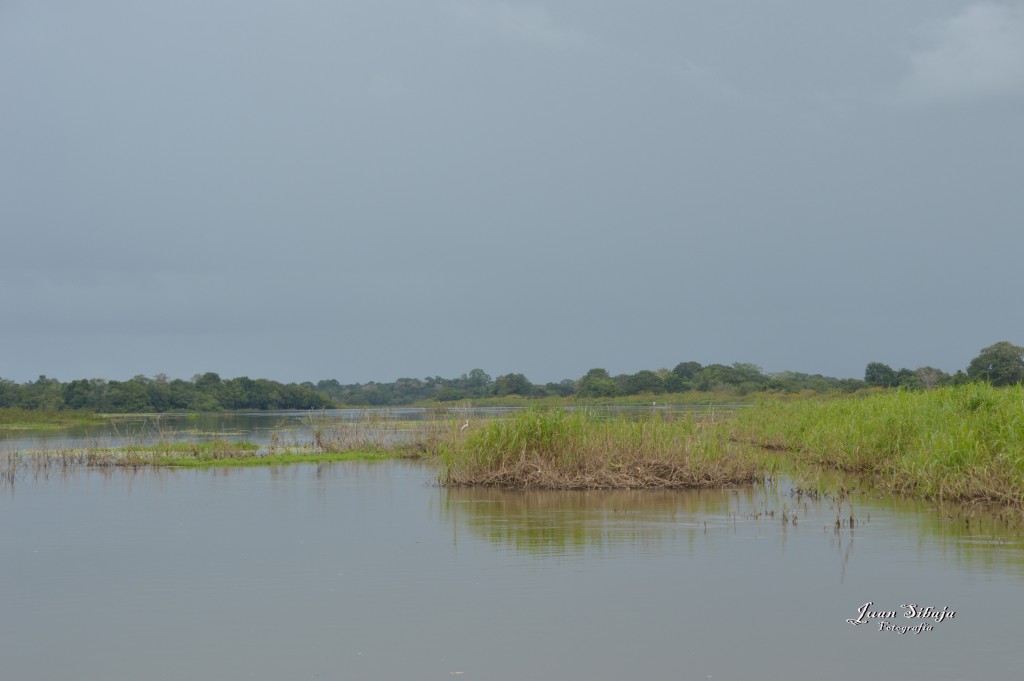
[730,383,1024,507]
[3,340,1020,412]
[4,383,1022,519]
[3,340,1023,516]
[438,408,761,489]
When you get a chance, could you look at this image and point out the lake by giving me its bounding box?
[2,457,1023,680]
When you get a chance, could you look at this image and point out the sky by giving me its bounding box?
[2,0,1022,385]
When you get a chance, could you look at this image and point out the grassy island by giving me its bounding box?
[437,384,1024,512]
[438,408,763,489]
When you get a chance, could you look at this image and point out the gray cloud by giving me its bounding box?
[905,2,1024,102]
[1,1,1021,384]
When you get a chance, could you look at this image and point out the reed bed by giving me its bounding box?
[730,384,1024,506]
[438,408,764,489]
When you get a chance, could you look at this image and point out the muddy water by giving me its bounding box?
[2,461,1022,680]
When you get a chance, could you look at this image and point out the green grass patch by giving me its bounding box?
[0,408,107,429]
[729,383,1024,506]
[438,408,764,489]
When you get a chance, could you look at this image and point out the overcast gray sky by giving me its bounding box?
[2,0,1022,384]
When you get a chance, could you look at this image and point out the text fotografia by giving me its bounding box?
[847,602,956,634]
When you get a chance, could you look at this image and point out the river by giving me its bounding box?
[2,458,1022,680]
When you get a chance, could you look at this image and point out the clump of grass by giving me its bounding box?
[730,384,1024,506]
[438,408,763,489]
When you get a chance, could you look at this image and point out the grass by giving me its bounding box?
[437,408,764,489]
[0,407,107,429]
[437,385,1024,512]
[729,384,1024,507]
[3,436,408,473]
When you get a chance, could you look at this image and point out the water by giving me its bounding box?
[2,461,1023,680]
[0,405,734,453]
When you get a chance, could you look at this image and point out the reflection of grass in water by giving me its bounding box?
[442,478,1024,577]
[441,487,739,555]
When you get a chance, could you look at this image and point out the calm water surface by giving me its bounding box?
[0,405,735,453]
[2,461,1023,680]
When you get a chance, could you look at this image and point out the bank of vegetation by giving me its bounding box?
[3,340,1021,414]
[2,413,450,473]
[0,407,106,429]
[3,342,1023,511]
[730,383,1024,507]
[438,408,763,489]
[4,383,1022,513]
[438,384,1024,510]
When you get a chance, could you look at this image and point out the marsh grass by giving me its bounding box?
[0,407,106,430]
[0,447,394,480]
[730,384,1024,507]
[304,409,451,455]
[438,408,763,489]
[1,410,445,476]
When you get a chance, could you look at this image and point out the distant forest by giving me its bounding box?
[2,341,1021,413]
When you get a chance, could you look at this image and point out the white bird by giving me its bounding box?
[460,420,469,432]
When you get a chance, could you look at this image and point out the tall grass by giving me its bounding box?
[438,408,763,489]
[730,384,1024,505]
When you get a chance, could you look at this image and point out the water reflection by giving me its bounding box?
[439,479,1024,577]
[3,461,1024,681]
[0,405,733,453]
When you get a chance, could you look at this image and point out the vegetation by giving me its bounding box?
[0,373,332,413]
[437,382,1024,510]
[0,340,1019,412]
[5,382,1023,515]
[438,408,762,489]
[2,446,397,473]
[729,384,1024,507]
[0,407,106,429]
[966,341,1024,386]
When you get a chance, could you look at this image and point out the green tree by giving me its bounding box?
[864,362,898,388]
[694,364,762,392]
[672,362,702,380]
[0,378,19,408]
[576,368,622,398]
[966,341,1024,386]
[895,368,923,390]
[493,373,534,396]
[625,370,664,395]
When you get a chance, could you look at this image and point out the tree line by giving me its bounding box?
[0,373,333,413]
[2,341,1021,412]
